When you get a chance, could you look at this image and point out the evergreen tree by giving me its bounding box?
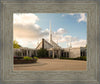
[37,48,48,58]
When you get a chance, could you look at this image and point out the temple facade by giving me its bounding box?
[14,46,86,58]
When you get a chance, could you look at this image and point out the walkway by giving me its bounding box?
[14,59,87,71]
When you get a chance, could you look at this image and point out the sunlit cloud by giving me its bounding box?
[14,13,39,25]
[78,13,87,22]
[13,13,49,48]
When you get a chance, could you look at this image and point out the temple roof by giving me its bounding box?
[36,38,61,50]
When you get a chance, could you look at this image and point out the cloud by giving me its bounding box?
[68,13,75,16]
[78,13,87,22]
[53,33,78,43]
[52,28,67,42]
[14,24,41,40]
[65,13,87,23]
[14,13,49,40]
[14,13,49,48]
[57,28,67,34]
[71,39,87,47]
[65,35,78,42]
[52,30,86,48]
[14,13,39,25]
[14,13,86,48]
[62,13,74,17]
[62,14,65,17]
[16,39,38,48]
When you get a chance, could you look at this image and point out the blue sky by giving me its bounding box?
[13,13,87,48]
[35,13,87,40]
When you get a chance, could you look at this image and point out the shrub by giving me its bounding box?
[80,56,87,61]
[24,56,33,60]
[14,56,23,60]
[33,56,38,60]
[60,57,66,59]
[74,56,86,61]
[60,56,87,61]
[74,57,80,60]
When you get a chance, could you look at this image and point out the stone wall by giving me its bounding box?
[69,47,80,58]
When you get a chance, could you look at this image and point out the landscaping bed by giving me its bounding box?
[14,59,37,64]
[14,56,38,64]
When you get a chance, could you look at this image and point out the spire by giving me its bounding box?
[49,21,52,42]
[70,42,72,48]
[66,42,68,48]
[70,38,72,48]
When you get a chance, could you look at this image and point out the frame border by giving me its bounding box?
[0,0,100,84]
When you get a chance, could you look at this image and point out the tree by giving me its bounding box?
[13,40,21,48]
[37,48,48,58]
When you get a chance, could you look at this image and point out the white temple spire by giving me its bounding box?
[49,21,52,42]
[70,38,72,48]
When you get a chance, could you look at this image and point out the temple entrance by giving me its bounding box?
[54,50,59,58]
[54,55,57,58]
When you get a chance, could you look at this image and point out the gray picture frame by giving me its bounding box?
[0,0,100,84]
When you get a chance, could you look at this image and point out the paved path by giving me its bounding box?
[14,59,87,71]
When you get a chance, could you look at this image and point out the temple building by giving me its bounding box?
[13,22,87,58]
[35,22,67,58]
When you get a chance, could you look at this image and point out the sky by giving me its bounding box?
[13,13,87,48]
